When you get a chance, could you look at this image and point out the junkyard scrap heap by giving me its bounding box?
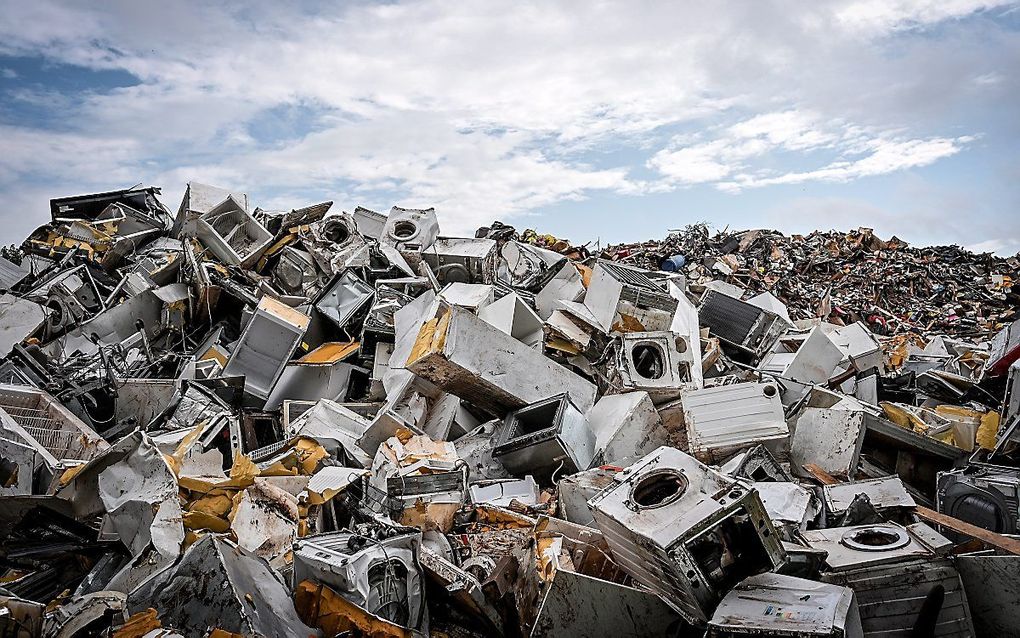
[0,183,1018,637]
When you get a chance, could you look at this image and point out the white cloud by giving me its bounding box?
[647,109,965,191]
[648,141,737,184]
[720,135,970,190]
[214,114,633,232]
[648,110,835,185]
[974,72,1004,85]
[835,0,1006,33]
[967,237,1020,254]
[727,110,841,150]
[0,125,141,185]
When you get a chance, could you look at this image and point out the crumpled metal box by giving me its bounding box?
[406,303,597,414]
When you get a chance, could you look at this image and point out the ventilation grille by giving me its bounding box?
[699,291,764,346]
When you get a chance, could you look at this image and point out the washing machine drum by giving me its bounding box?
[941,479,1016,534]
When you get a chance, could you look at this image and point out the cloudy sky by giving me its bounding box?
[0,1,1017,252]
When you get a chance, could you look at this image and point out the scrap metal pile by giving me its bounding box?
[605,223,1017,339]
[0,183,1018,637]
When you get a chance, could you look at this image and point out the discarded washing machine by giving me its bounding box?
[707,572,864,638]
[293,530,426,631]
[937,463,1020,535]
[492,393,596,477]
[380,206,439,252]
[617,330,697,398]
[804,523,975,637]
[582,260,678,333]
[588,445,786,624]
[421,237,496,285]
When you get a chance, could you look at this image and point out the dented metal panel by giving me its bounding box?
[755,481,819,532]
[477,291,544,348]
[0,256,29,290]
[531,546,686,637]
[760,326,843,404]
[438,282,494,310]
[0,435,48,495]
[534,261,585,320]
[0,294,46,357]
[790,408,866,480]
[557,467,617,527]
[828,321,883,372]
[585,391,667,466]
[112,378,178,430]
[824,476,916,516]
[264,355,366,410]
[127,535,317,637]
[954,555,1020,637]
